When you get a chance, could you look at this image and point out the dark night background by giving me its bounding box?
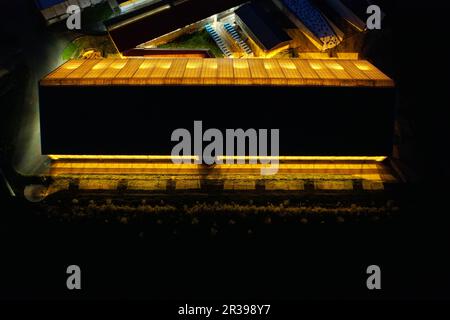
[39,85,394,156]
[1,0,450,312]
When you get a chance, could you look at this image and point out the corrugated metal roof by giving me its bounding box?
[41,58,394,87]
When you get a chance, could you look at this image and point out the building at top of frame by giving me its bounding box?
[104,0,249,52]
[35,0,110,25]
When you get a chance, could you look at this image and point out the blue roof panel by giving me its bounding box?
[35,0,67,10]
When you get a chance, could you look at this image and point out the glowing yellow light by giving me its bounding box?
[48,155,200,161]
[309,62,322,70]
[234,61,248,69]
[263,62,273,69]
[328,62,344,70]
[45,58,394,88]
[48,155,386,162]
[279,61,296,70]
[81,50,95,59]
[139,61,154,69]
[355,63,371,71]
[111,62,126,69]
[186,61,201,69]
[216,156,387,162]
[92,62,108,70]
[159,62,172,69]
[208,62,218,69]
[65,62,83,70]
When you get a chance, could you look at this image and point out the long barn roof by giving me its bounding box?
[41,58,394,87]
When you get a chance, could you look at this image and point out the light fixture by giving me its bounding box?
[309,62,322,70]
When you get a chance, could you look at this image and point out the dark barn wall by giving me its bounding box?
[39,85,395,156]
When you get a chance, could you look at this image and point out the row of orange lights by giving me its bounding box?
[48,155,387,162]
[64,59,373,72]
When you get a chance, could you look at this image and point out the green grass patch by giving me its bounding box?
[61,42,78,60]
[159,29,224,57]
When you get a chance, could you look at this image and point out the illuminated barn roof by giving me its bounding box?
[41,58,394,87]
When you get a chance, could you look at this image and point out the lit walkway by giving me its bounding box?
[223,23,253,56]
[45,158,398,194]
[49,160,393,181]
